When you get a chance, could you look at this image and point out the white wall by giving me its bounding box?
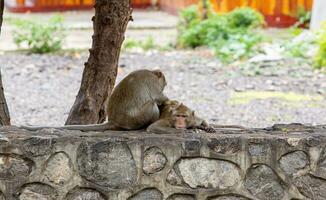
[310,0,326,29]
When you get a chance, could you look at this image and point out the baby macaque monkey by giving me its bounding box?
[147,100,215,134]
[21,69,168,131]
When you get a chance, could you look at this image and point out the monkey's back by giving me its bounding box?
[107,70,161,129]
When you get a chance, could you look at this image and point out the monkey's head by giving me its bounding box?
[159,100,181,119]
[162,100,180,110]
[170,104,195,129]
[152,70,167,90]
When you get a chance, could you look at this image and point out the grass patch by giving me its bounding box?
[10,15,66,54]
[122,36,173,52]
[228,91,324,106]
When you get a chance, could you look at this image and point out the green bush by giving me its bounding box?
[12,15,65,54]
[293,6,311,28]
[178,15,230,48]
[227,7,265,29]
[177,5,265,63]
[179,5,200,27]
[213,31,262,62]
[314,22,326,69]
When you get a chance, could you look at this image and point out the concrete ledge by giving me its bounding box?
[0,124,326,200]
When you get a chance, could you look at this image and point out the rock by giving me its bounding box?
[250,54,284,63]
[279,151,309,176]
[166,194,195,200]
[0,154,33,180]
[207,138,240,154]
[18,183,58,200]
[43,152,73,185]
[248,142,270,157]
[312,148,326,180]
[22,137,54,156]
[65,188,106,200]
[77,140,137,188]
[128,188,163,200]
[176,158,240,189]
[244,164,285,200]
[143,147,167,175]
[295,175,326,200]
[183,140,201,156]
[167,169,183,186]
[208,194,249,200]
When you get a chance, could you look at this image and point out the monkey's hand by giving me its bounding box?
[155,94,169,106]
[198,125,216,133]
[147,120,185,134]
[195,120,216,133]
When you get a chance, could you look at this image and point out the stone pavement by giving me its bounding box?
[0,9,178,51]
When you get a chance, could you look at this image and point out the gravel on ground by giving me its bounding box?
[1,50,325,128]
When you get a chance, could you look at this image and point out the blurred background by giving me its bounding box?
[0,0,325,127]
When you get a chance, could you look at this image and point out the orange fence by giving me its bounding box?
[159,0,313,27]
[159,0,198,14]
[6,0,152,12]
[6,0,313,27]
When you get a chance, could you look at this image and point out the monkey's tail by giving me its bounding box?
[20,121,118,132]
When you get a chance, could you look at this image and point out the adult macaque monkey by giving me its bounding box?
[22,69,168,131]
[147,100,215,134]
[147,100,246,134]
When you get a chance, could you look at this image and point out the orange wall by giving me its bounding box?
[159,0,313,27]
[7,0,152,12]
[11,0,151,8]
[158,0,313,16]
[210,0,312,16]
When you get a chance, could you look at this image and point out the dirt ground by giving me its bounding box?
[1,50,325,128]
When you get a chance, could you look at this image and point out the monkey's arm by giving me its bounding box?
[193,116,246,131]
[193,117,216,133]
[155,94,169,106]
[147,120,184,134]
[21,121,120,132]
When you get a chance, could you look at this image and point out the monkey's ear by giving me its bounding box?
[152,70,163,78]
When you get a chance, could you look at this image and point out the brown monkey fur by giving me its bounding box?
[148,100,247,134]
[22,69,168,131]
[147,100,215,134]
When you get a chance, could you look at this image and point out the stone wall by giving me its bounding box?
[0,124,326,200]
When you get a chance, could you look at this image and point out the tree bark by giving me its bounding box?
[65,0,132,125]
[0,0,11,126]
[202,0,208,19]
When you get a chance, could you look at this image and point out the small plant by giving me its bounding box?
[314,22,326,69]
[12,15,66,54]
[177,4,265,63]
[179,5,200,27]
[282,32,316,59]
[214,31,262,62]
[122,36,168,51]
[293,6,311,28]
[141,37,155,50]
[227,7,265,29]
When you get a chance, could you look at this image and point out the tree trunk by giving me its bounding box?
[202,0,208,19]
[65,0,132,125]
[0,0,11,126]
